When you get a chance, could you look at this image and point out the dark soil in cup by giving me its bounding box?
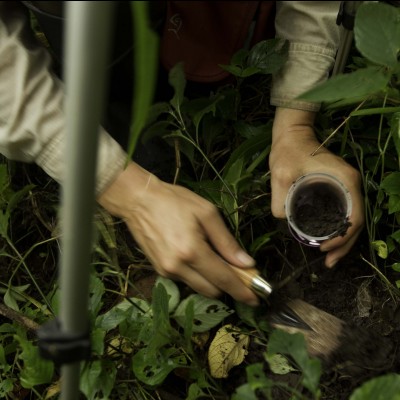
[292,182,350,237]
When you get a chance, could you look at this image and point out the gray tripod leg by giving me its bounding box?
[332,1,363,76]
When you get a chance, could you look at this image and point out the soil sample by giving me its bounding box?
[286,173,351,245]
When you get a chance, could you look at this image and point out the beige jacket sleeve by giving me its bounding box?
[0,2,127,195]
[271,1,342,111]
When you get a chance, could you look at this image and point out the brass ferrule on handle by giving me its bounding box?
[250,274,273,300]
[230,266,273,300]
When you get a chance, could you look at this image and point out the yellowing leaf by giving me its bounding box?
[208,324,250,378]
[264,353,296,375]
[45,380,61,399]
[371,240,388,259]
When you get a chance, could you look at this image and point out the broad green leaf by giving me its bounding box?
[220,39,288,78]
[97,360,117,399]
[354,3,400,69]
[155,276,180,313]
[132,346,186,386]
[4,288,19,311]
[98,360,117,399]
[388,194,400,214]
[371,240,388,259]
[381,172,400,195]
[173,294,234,332]
[350,373,400,400]
[0,379,13,397]
[247,38,289,74]
[299,67,390,103]
[391,230,400,245]
[96,297,150,332]
[392,263,400,272]
[186,383,207,400]
[91,327,105,356]
[232,384,263,400]
[96,305,130,331]
[267,330,322,395]
[80,361,102,400]
[16,335,54,389]
[169,62,186,111]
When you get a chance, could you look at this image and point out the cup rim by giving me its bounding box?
[285,172,352,245]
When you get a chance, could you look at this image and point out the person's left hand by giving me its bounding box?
[269,107,364,268]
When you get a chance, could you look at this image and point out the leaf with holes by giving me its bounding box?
[208,324,250,378]
[173,294,234,333]
[132,346,187,386]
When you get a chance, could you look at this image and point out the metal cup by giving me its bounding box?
[285,173,352,247]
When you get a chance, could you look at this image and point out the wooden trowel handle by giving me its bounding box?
[230,266,273,300]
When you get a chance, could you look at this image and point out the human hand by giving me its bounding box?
[97,162,260,306]
[269,108,364,268]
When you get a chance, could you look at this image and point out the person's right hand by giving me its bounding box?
[97,161,260,306]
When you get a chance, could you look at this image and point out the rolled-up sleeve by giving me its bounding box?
[0,2,126,195]
[270,1,341,111]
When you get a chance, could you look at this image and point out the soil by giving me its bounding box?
[232,233,400,400]
[291,182,350,238]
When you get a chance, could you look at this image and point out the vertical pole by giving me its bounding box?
[60,2,114,399]
[332,1,362,76]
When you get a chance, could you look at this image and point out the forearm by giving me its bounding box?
[272,107,317,145]
[271,1,341,111]
[0,1,127,195]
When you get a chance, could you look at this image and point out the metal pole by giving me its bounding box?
[60,2,114,399]
[332,1,363,76]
